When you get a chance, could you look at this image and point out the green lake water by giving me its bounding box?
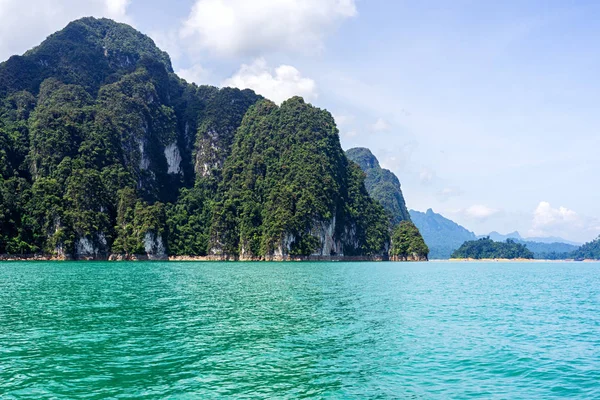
[1,261,599,398]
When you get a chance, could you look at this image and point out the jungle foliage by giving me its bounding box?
[571,236,600,260]
[0,17,400,259]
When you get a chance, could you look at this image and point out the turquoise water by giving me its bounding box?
[0,261,599,399]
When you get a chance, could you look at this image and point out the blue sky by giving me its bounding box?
[1,0,599,242]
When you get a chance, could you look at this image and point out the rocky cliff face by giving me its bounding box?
[192,87,260,180]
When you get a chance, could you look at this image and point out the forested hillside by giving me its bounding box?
[0,17,401,260]
[571,236,600,260]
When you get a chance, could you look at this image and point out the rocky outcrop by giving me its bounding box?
[164,142,182,174]
[195,128,229,177]
[390,254,428,262]
[143,232,167,260]
[74,233,109,260]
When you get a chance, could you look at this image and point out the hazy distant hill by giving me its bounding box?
[479,231,581,246]
[522,236,581,246]
[483,231,521,242]
[522,241,578,259]
[411,210,580,259]
[409,209,476,259]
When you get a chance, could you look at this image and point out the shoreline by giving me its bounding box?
[0,254,597,262]
[0,254,423,262]
[434,258,600,263]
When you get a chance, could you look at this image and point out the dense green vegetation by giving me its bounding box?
[0,17,401,260]
[211,99,390,258]
[409,209,477,259]
[571,236,600,260]
[390,221,429,260]
[451,238,534,260]
[0,18,264,258]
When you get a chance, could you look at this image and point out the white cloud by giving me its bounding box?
[437,186,463,201]
[223,58,317,104]
[180,0,357,57]
[104,0,130,19]
[532,201,577,229]
[341,130,358,139]
[371,118,391,132]
[0,0,132,62]
[528,201,600,241]
[378,141,418,173]
[334,114,354,127]
[419,168,435,184]
[463,204,500,220]
[177,64,210,85]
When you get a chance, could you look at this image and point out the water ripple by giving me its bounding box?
[0,261,599,398]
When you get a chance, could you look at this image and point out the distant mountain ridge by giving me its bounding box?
[409,209,476,259]
[479,231,581,246]
[411,209,580,259]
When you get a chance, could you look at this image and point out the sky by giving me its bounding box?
[1,0,599,243]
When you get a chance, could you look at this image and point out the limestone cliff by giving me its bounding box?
[0,18,390,260]
[209,98,390,259]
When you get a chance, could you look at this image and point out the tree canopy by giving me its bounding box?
[390,221,429,260]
